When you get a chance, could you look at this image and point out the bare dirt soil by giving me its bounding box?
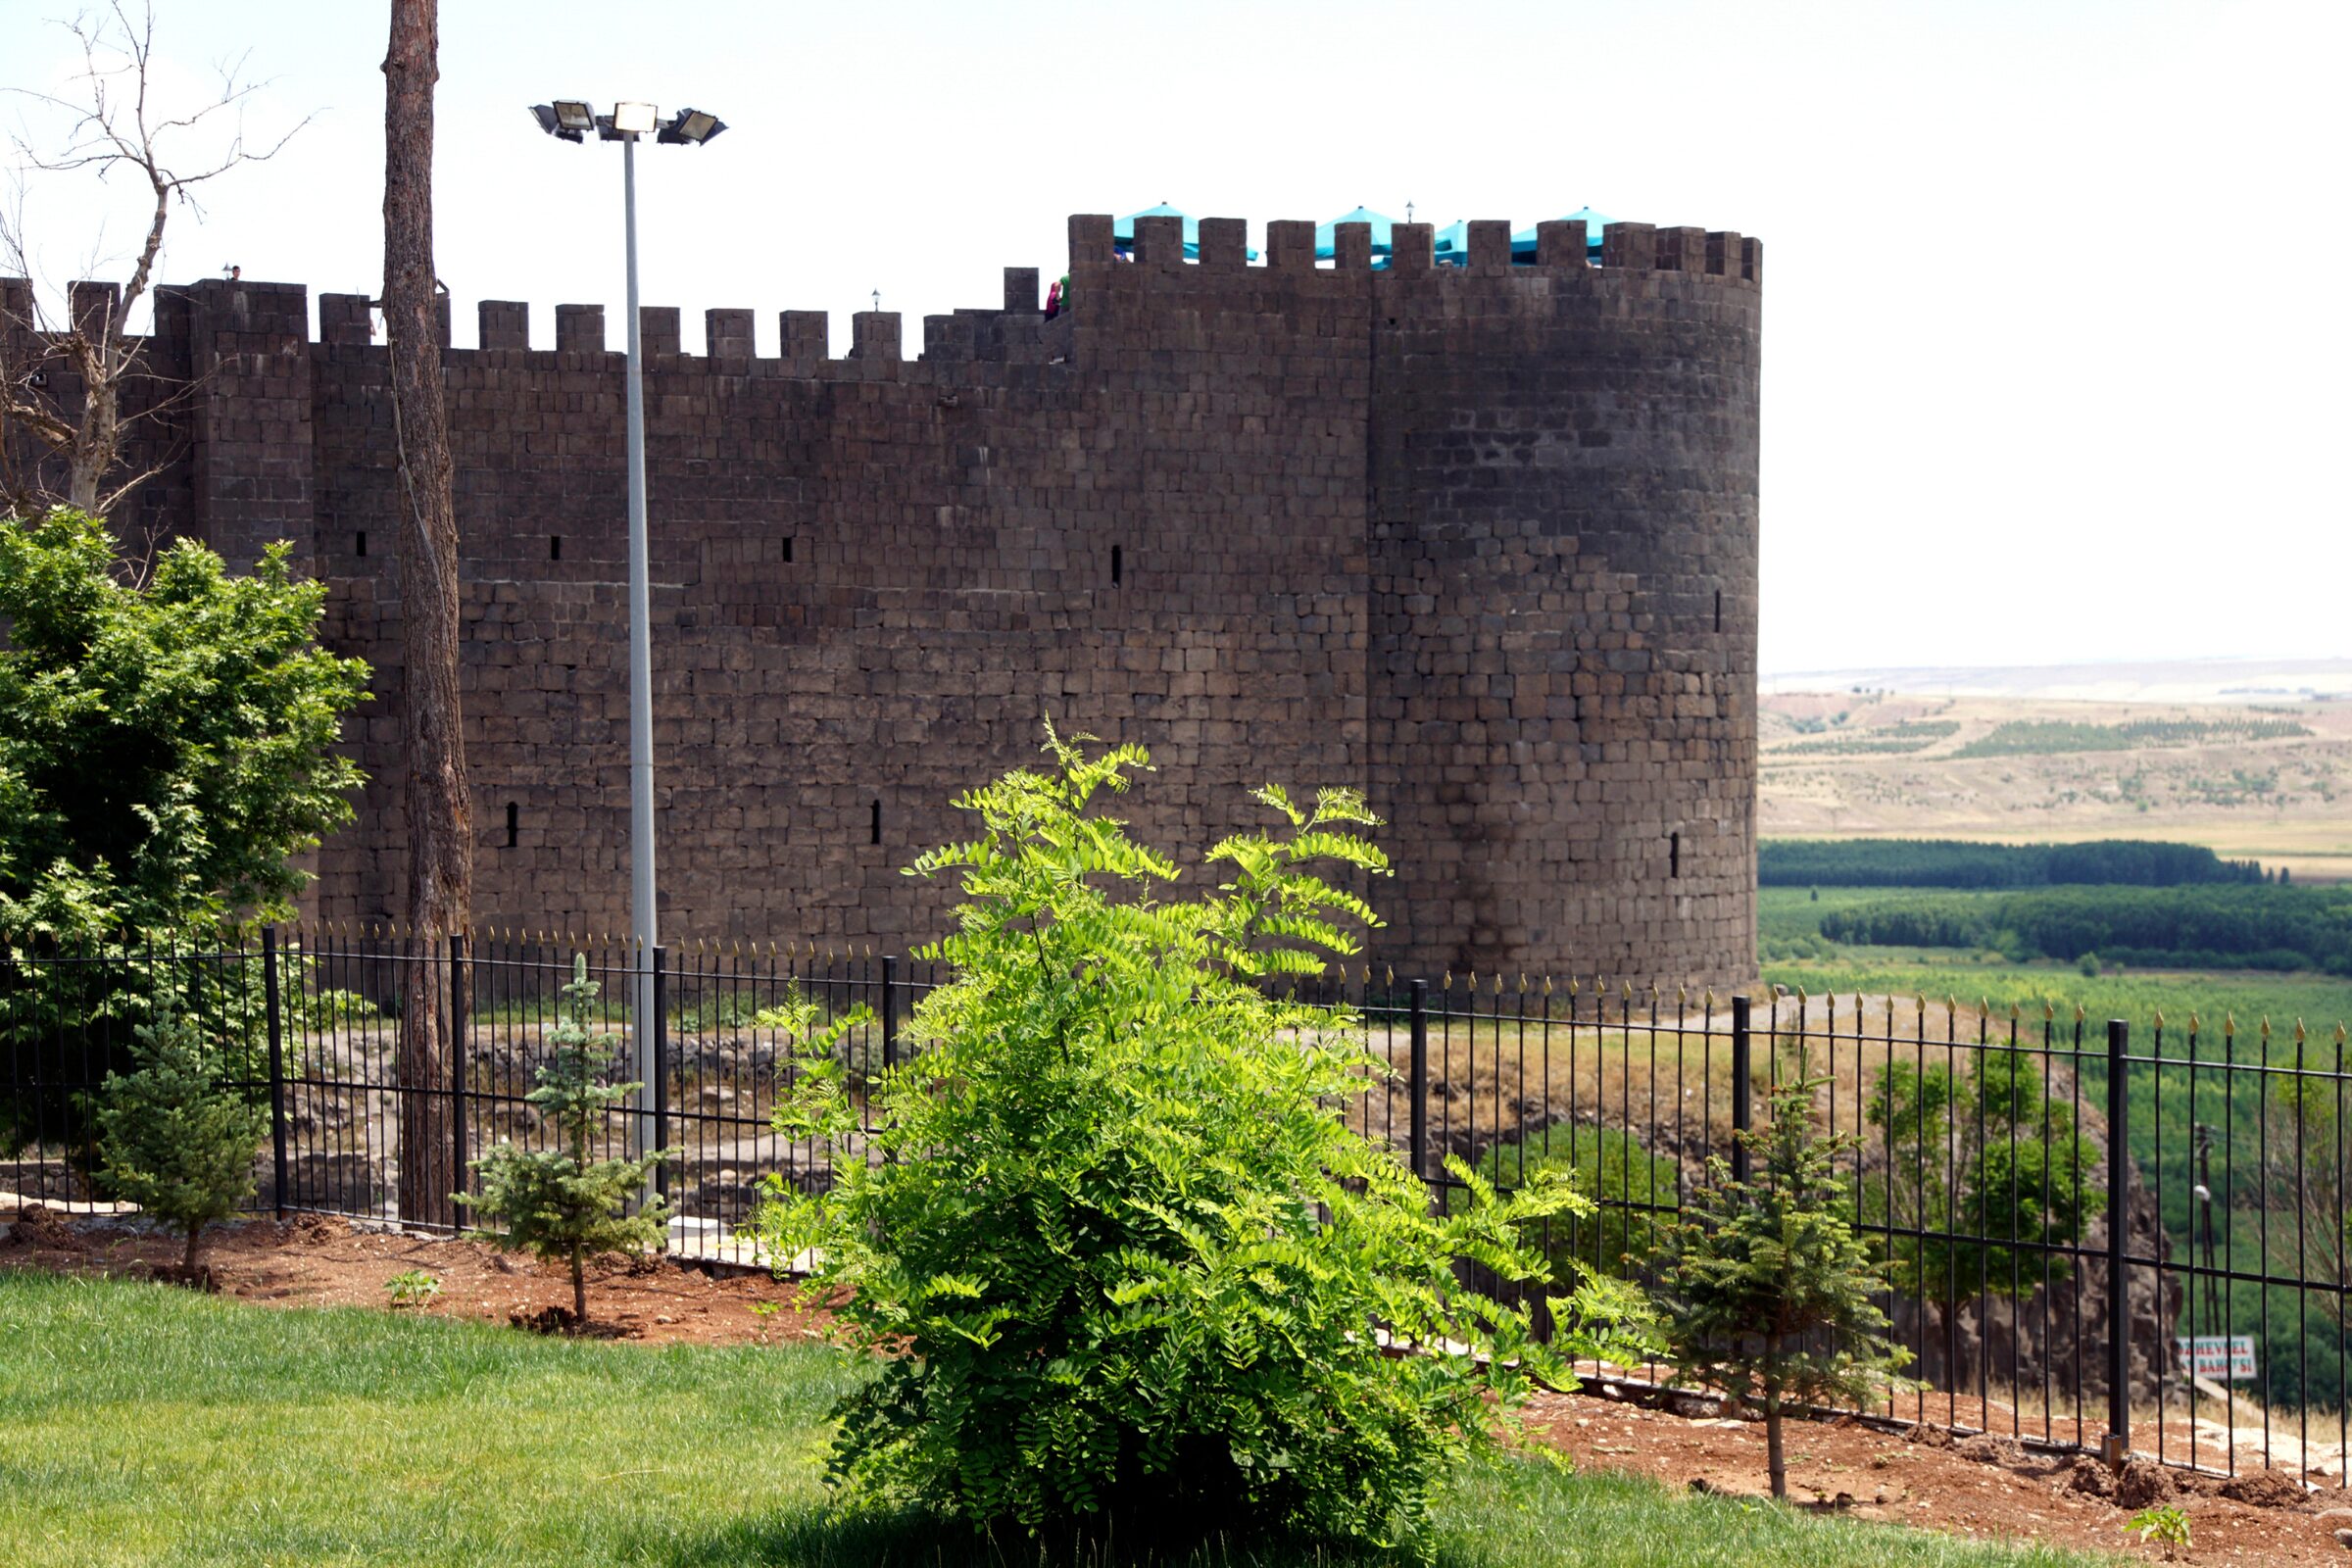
[0,1200,833,1347]
[1522,1380,2352,1565]
[8,1201,2349,1560]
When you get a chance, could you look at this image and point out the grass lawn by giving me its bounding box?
[0,1272,2121,1567]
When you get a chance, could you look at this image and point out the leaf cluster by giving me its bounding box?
[1862,1048,2105,1310]
[756,731,1650,1554]
[0,508,368,938]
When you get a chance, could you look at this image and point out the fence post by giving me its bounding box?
[2103,1016,2132,1466]
[1408,979,1430,1184]
[263,925,288,1219]
[448,932,468,1225]
[651,945,671,1208]
[1730,995,1753,1186]
[880,955,899,1070]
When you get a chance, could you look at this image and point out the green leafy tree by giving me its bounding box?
[92,1006,270,1272]
[1657,1052,1911,1500]
[0,508,368,1151]
[460,956,668,1324]
[1861,1049,2104,1385]
[755,732,1652,1554]
[0,508,368,936]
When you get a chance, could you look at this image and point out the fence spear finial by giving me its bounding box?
[2153,1008,2164,1031]
[2294,1018,2306,1044]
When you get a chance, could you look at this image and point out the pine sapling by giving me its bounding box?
[1658,1047,1912,1499]
[93,1006,270,1274]
[460,955,667,1324]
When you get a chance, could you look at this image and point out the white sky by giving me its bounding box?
[4,0,2345,675]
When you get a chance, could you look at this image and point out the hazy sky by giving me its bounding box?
[5,0,2344,675]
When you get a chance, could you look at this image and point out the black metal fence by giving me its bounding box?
[4,929,2346,1488]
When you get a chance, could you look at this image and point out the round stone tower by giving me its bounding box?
[1365,219,1760,984]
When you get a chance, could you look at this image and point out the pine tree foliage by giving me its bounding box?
[755,731,1653,1554]
[460,955,667,1323]
[93,1006,270,1272]
[1657,1049,1911,1499]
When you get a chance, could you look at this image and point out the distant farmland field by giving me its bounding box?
[1760,690,2352,882]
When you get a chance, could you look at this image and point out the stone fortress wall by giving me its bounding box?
[2,212,1763,983]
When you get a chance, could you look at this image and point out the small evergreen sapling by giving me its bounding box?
[93,1006,270,1273]
[460,955,667,1324]
[1658,1049,1911,1500]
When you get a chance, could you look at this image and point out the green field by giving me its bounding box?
[1760,887,2352,1028]
[0,1273,2119,1567]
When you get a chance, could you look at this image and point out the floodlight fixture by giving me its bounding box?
[659,107,726,145]
[528,103,584,143]
[611,100,659,135]
[553,99,595,132]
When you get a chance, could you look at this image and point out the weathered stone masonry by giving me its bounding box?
[6,212,1762,982]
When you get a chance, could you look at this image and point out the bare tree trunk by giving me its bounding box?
[1763,1335,1787,1500]
[571,1244,587,1326]
[384,0,470,1228]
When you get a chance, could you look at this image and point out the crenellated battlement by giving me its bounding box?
[5,212,1756,390]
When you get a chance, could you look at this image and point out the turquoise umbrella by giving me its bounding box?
[1112,202,1256,261]
[1431,220,1470,265]
[1508,207,1612,261]
[1314,206,1398,261]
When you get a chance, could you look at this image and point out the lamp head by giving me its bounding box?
[659,107,726,145]
[611,100,659,135]
[528,103,585,143]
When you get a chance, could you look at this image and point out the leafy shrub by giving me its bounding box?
[1460,1123,1680,1279]
[460,955,668,1324]
[384,1269,441,1309]
[292,987,380,1031]
[2124,1502,2191,1558]
[93,1006,270,1271]
[755,733,1652,1554]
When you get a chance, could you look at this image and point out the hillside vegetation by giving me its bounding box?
[1811,885,2352,975]
[1760,838,2262,889]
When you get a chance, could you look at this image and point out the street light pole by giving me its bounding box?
[528,99,725,1170]
[620,129,658,1163]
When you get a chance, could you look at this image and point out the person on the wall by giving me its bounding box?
[1044,273,1067,319]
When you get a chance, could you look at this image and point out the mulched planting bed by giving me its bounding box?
[1523,1383,2352,1565]
[0,1199,831,1347]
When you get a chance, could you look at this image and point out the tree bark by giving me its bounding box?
[1764,1334,1786,1500]
[570,1244,587,1326]
[384,0,470,1229]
